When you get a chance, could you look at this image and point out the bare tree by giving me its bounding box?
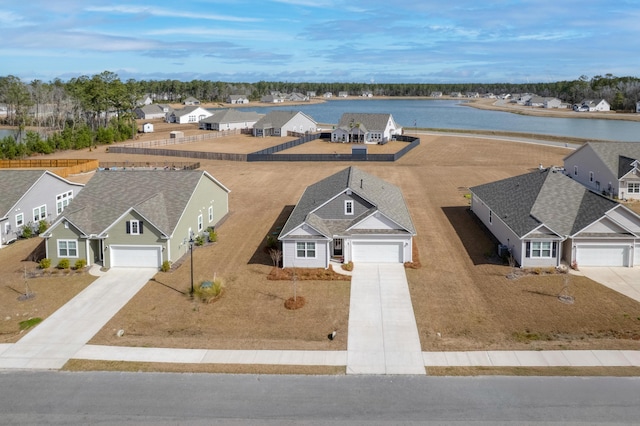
[269,248,282,268]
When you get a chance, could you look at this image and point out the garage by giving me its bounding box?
[351,241,403,263]
[110,245,162,268]
[576,245,629,267]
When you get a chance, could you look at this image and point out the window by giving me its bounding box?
[296,241,316,258]
[526,241,556,258]
[15,213,24,227]
[208,206,214,222]
[574,165,578,176]
[489,210,493,224]
[126,220,143,235]
[33,205,46,222]
[628,182,640,193]
[197,214,203,232]
[57,240,78,258]
[56,190,73,214]
[345,200,354,215]
[4,223,11,235]
[589,171,594,182]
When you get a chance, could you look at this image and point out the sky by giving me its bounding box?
[2,0,640,84]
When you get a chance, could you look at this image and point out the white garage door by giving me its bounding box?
[635,245,640,266]
[110,245,162,268]
[352,241,403,263]
[576,245,628,267]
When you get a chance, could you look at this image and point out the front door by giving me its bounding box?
[333,238,343,257]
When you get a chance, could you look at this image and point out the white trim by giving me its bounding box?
[296,241,317,259]
[208,205,214,222]
[15,212,24,227]
[344,200,354,215]
[197,214,203,232]
[33,204,46,222]
[57,239,79,258]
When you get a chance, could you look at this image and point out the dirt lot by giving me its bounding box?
[10,128,640,354]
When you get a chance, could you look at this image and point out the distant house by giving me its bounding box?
[166,106,213,124]
[253,110,317,137]
[323,92,333,98]
[361,91,373,97]
[526,96,562,109]
[466,92,479,98]
[134,104,173,120]
[331,113,402,144]
[278,166,416,268]
[512,93,533,104]
[636,101,640,113]
[430,92,443,98]
[227,95,250,104]
[470,168,640,268]
[449,92,462,98]
[338,91,349,98]
[42,170,230,269]
[288,92,309,102]
[0,170,84,247]
[563,142,640,200]
[306,91,317,98]
[183,96,201,105]
[260,94,285,103]
[199,109,263,131]
[581,99,611,112]
[137,95,153,106]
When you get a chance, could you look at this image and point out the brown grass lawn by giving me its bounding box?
[0,238,96,343]
[18,129,640,354]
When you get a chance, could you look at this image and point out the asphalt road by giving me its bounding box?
[1,372,639,424]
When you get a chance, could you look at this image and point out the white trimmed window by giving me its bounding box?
[126,220,143,235]
[33,205,46,222]
[208,206,214,222]
[296,242,316,258]
[531,241,552,258]
[57,240,78,258]
[345,200,354,215]
[15,213,24,227]
[628,182,640,193]
[56,190,73,214]
[198,214,203,232]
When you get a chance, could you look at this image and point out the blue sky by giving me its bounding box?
[2,0,639,83]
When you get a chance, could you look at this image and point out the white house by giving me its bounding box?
[253,110,317,137]
[331,113,402,144]
[580,99,611,112]
[166,106,213,124]
[227,95,250,104]
[199,109,263,131]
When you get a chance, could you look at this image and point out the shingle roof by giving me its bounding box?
[470,168,620,238]
[253,110,316,129]
[279,166,416,239]
[56,170,227,237]
[201,109,263,124]
[580,142,640,178]
[0,170,48,217]
[336,113,397,132]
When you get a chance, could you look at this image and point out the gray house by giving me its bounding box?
[199,109,263,131]
[330,113,402,144]
[42,170,230,269]
[278,167,416,268]
[470,168,640,268]
[134,104,173,120]
[253,110,317,137]
[563,142,640,200]
[0,170,84,248]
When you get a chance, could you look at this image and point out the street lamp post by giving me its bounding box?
[189,236,194,296]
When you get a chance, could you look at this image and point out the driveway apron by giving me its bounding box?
[578,267,640,303]
[347,263,424,375]
[0,268,157,369]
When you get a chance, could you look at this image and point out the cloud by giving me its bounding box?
[85,5,261,23]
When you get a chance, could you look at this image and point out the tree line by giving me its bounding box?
[1,72,639,159]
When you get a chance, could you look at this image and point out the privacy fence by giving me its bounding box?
[0,158,99,178]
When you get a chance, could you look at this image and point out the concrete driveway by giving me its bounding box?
[579,267,640,303]
[0,267,157,369]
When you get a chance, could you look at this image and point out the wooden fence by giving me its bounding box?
[121,129,240,148]
[0,159,99,178]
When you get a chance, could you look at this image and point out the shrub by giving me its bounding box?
[39,258,51,269]
[266,235,278,249]
[193,278,224,303]
[195,235,205,246]
[341,261,354,271]
[74,259,87,270]
[161,260,171,272]
[57,258,70,270]
[208,229,218,242]
[37,220,48,234]
[21,225,33,239]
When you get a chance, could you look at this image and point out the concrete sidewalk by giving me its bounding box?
[0,268,156,369]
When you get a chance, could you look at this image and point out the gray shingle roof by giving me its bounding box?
[57,170,222,237]
[253,111,316,129]
[201,109,263,124]
[0,170,49,217]
[470,168,620,238]
[279,166,416,239]
[336,113,397,132]
[581,142,640,178]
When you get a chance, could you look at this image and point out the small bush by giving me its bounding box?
[74,258,87,270]
[195,235,205,246]
[193,278,224,303]
[57,258,70,270]
[161,260,171,272]
[39,258,51,269]
[21,225,33,239]
[37,220,48,234]
[341,261,354,271]
[266,235,278,249]
[19,317,43,330]
[208,229,218,242]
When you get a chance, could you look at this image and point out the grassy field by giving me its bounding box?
[6,127,640,357]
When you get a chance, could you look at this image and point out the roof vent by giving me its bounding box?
[360,179,363,189]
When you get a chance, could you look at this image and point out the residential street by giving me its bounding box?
[1,372,639,424]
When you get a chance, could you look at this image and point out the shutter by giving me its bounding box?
[139,221,144,234]
[552,241,557,257]
[525,242,530,258]
[126,221,130,234]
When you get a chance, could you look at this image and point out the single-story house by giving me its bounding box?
[199,109,263,131]
[42,170,230,269]
[278,166,416,268]
[449,92,462,97]
[323,92,333,98]
[166,106,213,124]
[331,113,402,144]
[260,94,285,103]
[579,99,611,112]
[430,92,443,97]
[306,91,317,98]
[227,95,250,104]
[134,104,173,120]
[563,142,640,200]
[288,93,309,102]
[526,96,562,108]
[338,91,349,98]
[0,170,84,247]
[137,95,153,106]
[183,96,200,105]
[470,167,640,268]
[253,110,317,137]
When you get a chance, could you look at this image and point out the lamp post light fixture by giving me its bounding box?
[189,236,195,297]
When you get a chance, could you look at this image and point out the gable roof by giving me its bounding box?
[171,106,210,118]
[336,113,398,132]
[570,142,640,178]
[0,170,83,218]
[49,170,229,237]
[279,166,415,239]
[254,110,316,129]
[200,109,263,124]
[470,168,621,238]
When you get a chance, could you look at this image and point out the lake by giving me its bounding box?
[234,99,640,142]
